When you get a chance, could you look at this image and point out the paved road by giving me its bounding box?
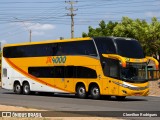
[0,87,160,119]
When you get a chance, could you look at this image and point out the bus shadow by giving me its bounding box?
[101,97,148,102]
[37,93,149,102]
[2,91,148,102]
[35,92,77,99]
[37,93,148,102]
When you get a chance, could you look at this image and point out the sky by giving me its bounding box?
[0,0,160,45]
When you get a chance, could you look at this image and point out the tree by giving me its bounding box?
[113,17,160,56]
[147,17,160,65]
[82,20,118,37]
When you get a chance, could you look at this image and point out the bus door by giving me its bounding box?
[103,58,120,95]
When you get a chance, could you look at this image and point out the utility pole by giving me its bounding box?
[65,1,78,38]
[14,17,32,42]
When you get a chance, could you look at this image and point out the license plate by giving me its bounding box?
[135,93,141,96]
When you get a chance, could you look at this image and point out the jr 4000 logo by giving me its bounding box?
[46,56,66,64]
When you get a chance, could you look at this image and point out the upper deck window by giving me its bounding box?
[94,37,116,55]
[57,40,97,56]
[3,40,97,58]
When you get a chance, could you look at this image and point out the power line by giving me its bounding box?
[0,0,159,40]
[14,17,32,42]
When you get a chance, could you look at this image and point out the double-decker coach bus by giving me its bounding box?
[1,37,159,100]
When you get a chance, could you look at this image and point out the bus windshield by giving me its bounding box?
[115,39,145,58]
[94,37,145,59]
[120,63,147,83]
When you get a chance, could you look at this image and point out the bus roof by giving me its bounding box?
[4,37,92,47]
[93,36,135,41]
[3,36,136,47]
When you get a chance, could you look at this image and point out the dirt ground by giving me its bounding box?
[0,80,160,120]
[0,105,123,120]
[149,79,160,96]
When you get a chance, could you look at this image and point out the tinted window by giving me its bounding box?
[28,66,97,78]
[3,40,97,58]
[54,66,65,78]
[3,43,57,58]
[28,67,54,78]
[65,66,75,78]
[56,40,97,56]
[76,66,97,78]
[103,58,119,78]
[115,39,144,58]
[94,37,116,55]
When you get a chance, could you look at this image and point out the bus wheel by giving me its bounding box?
[76,85,87,99]
[23,82,30,95]
[116,96,126,101]
[90,85,100,99]
[14,83,22,94]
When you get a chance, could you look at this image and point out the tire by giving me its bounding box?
[14,83,22,94]
[90,85,100,99]
[76,85,87,99]
[23,82,31,95]
[116,96,126,101]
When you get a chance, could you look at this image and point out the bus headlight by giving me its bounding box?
[113,81,148,91]
[113,81,130,88]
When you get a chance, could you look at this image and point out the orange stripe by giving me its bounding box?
[5,58,71,93]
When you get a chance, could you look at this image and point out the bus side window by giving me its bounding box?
[3,68,7,77]
[103,58,119,78]
[54,66,65,78]
[76,66,97,78]
[65,66,75,78]
[56,43,64,56]
[51,44,58,56]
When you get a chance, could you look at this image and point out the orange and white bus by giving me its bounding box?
[1,37,159,100]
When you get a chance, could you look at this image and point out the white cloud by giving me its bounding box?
[26,22,55,31]
[0,40,7,45]
[15,22,55,36]
[145,12,160,17]
[32,31,45,36]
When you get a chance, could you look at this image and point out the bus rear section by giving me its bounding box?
[1,38,101,97]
